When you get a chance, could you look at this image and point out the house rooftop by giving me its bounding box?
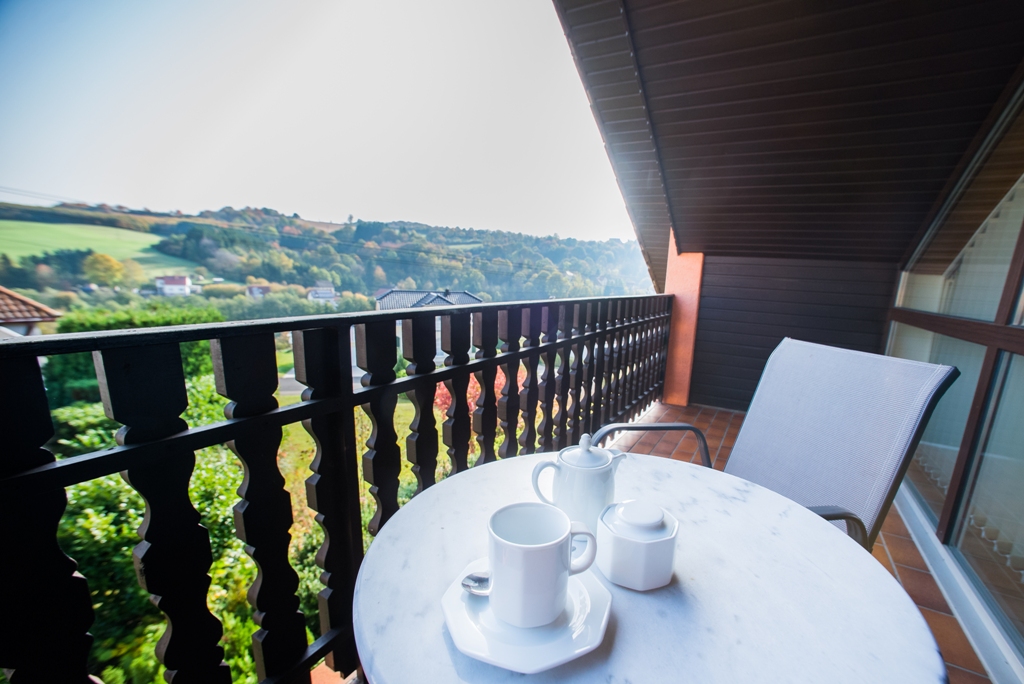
[0,285,61,324]
[156,276,189,285]
[375,288,483,310]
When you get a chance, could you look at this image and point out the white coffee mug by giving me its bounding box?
[487,502,597,628]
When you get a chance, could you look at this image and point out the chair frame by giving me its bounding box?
[594,364,958,551]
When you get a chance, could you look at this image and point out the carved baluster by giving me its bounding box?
[643,300,657,405]
[618,301,634,419]
[518,306,542,455]
[634,300,645,414]
[615,301,628,421]
[0,357,97,683]
[604,301,619,423]
[498,307,522,458]
[94,344,231,684]
[566,303,586,445]
[590,300,608,434]
[624,301,635,418]
[614,301,622,423]
[472,310,499,465]
[442,313,472,473]
[593,298,606,428]
[211,334,309,683]
[537,306,558,452]
[295,326,363,673]
[553,304,572,450]
[356,321,400,533]
[610,301,622,417]
[619,301,632,420]
[636,300,651,410]
[578,301,597,436]
[640,299,652,409]
[403,315,438,491]
[651,299,664,400]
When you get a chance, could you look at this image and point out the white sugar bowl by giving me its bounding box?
[596,500,678,591]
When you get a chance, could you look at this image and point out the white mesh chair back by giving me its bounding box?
[724,338,958,548]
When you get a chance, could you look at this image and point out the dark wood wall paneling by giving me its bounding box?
[627,0,1024,263]
[689,257,897,410]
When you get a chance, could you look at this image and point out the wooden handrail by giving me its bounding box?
[0,294,673,682]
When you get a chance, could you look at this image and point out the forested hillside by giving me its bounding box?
[0,202,653,301]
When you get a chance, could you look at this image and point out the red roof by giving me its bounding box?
[0,285,61,323]
[158,276,189,285]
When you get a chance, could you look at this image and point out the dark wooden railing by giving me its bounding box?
[0,294,671,683]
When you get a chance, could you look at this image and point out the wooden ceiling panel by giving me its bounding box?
[553,0,1024,289]
[631,4,1011,70]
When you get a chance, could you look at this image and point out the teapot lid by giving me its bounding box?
[560,434,613,468]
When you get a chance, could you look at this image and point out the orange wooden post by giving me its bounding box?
[662,229,703,407]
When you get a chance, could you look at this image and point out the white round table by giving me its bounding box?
[352,453,945,683]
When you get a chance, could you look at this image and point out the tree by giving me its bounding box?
[83,253,125,286]
[120,259,145,288]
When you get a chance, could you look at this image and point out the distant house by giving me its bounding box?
[246,285,272,299]
[374,288,483,311]
[307,280,338,304]
[0,285,61,336]
[155,276,193,296]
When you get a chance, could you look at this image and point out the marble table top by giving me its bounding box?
[353,453,945,683]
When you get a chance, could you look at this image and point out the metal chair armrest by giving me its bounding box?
[591,422,712,468]
[807,505,869,549]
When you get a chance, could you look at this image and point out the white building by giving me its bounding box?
[155,276,193,296]
[307,280,338,304]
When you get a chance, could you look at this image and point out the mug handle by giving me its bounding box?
[568,522,597,575]
[531,460,558,505]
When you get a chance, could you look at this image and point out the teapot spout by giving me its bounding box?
[610,449,626,471]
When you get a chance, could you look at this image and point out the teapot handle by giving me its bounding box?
[531,460,558,505]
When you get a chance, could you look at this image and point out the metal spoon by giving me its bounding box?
[461,571,491,596]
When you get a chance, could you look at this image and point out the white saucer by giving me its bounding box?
[441,558,612,674]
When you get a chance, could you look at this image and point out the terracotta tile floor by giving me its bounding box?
[310,663,357,683]
[614,401,992,683]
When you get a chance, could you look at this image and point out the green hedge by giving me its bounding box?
[43,305,225,407]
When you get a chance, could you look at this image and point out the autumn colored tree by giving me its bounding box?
[433,365,528,415]
[82,252,125,286]
[120,259,145,287]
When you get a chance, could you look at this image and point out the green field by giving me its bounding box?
[0,220,200,278]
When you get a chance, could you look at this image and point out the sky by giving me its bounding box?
[0,0,636,241]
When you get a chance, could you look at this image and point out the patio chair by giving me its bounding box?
[593,338,959,550]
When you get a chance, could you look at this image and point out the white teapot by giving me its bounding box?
[531,434,625,533]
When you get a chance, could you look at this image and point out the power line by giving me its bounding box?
[0,185,90,204]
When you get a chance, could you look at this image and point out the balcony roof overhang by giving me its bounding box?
[553,0,1024,291]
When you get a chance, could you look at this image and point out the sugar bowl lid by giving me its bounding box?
[601,500,674,541]
[559,434,614,468]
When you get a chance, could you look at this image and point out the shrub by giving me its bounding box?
[200,283,246,299]
[49,375,328,682]
[43,305,225,406]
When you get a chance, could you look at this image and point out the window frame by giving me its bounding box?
[889,212,1024,542]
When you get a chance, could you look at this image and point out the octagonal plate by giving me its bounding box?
[441,558,612,674]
